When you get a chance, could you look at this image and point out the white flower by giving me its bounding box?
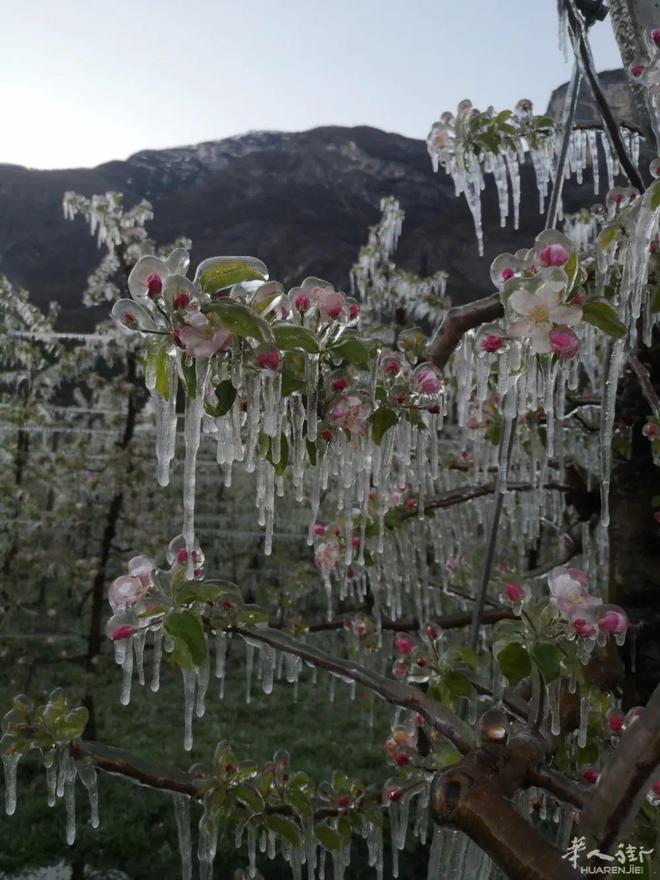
[507,282,582,354]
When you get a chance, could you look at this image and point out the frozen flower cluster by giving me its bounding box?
[547,565,628,648]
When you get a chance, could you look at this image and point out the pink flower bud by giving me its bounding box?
[501,267,514,281]
[335,794,351,809]
[293,292,311,312]
[173,291,190,310]
[111,625,134,641]
[145,272,163,298]
[573,617,598,639]
[597,609,628,634]
[256,350,281,371]
[502,582,525,603]
[313,523,326,536]
[394,752,411,767]
[608,714,625,733]
[351,535,361,548]
[395,636,414,655]
[572,289,586,305]
[319,430,333,442]
[549,326,580,360]
[121,312,136,327]
[651,28,660,46]
[539,243,570,267]
[582,769,600,785]
[383,357,401,376]
[425,623,439,640]
[348,303,360,320]
[414,368,442,395]
[642,422,659,438]
[630,63,646,77]
[392,660,408,679]
[387,786,402,802]
[332,378,349,391]
[480,334,503,353]
[176,547,188,563]
[404,497,417,510]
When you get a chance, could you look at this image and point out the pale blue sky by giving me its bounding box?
[2,0,622,169]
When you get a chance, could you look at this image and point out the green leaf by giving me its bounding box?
[205,301,274,344]
[234,783,265,814]
[326,335,371,368]
[596,225,619,251]
[181,359,197,398]
[206,380,236,418]
[496,642,532,684]
[651,179,660,211]
[306,440,317,467]
[198,260,266,294]
[576,743,599,766]
[266,815,302,847]
[176,582,223,604]
[154,344,172,401]
[446,645,478,670]
[272,321,320,354]
[431,744,462,770]
[165,610,207,667]
[650,285,660,314]
[530,642,562,683]
[238,606,270,627]
[533,115,556,129]
[442,671,473,699]
[582,301,627,339]
[286,787,313,817]
[265,433,289,477]
[337,817,352,846]
[314,823,342,850]
[370,407,398,444]
[55,707,89,741]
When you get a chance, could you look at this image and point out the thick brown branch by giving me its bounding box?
[235,626,474,753]
[428,293,504,371]
[528,766,585,810]
[580,680,660,851]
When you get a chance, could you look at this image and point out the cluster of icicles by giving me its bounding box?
[350,197,449,333]
[426,97,641,254]
[2,748,99,847]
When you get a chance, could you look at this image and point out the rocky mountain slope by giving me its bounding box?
[0,70,641,328]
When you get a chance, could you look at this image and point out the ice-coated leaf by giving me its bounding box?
[582,301,627,339]
[370,407,398,444]
[272,321,320,354]
[204,301,274,344]
[206,380,236,417]
[165,611,207,667]
[496,642,531,683]
[195,257,267,293]
[530,642,562,683]
[314,822,342,850]
[265,814,302,847]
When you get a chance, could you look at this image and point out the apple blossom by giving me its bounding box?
[177,320,234,358]
[412,364,443,395]
[507,281,582,355]
[548,566,600,618]
[642,422,659,438]
[597,607,628,635]
[109,575,148,613]
[314,541,340,570]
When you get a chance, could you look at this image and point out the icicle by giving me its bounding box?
[547,679,562,736]
[133,628,147,686]
[196,650,210,718]
[305,354,320,442]
[215,630,229,699]
[182,358,210,578]
[64,764,77,845]
[120,639,134,706]
[77,761,99,829]
[2,753,20,816]
[151,628,163,692]
[248,822,258,878]
[599,340,626,528]
[261,643,276,695]
[181,666,197,751]
[44,749,57,807]
[198,801,220,880]
[172,793,193,880]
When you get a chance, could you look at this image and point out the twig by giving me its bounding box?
[234,625,474,753]
[628,353,660,417]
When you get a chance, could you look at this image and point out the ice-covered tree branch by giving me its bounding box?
[428,293,503,370]
[233,626,475,753]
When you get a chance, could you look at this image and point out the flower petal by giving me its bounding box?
[549,304,582,326]
[509,289,537,316]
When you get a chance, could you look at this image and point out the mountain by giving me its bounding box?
[0,70,642,328]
